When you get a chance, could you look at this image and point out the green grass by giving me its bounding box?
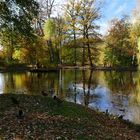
[0,94,140,140]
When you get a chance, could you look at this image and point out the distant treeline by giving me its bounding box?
[0,0,140,68]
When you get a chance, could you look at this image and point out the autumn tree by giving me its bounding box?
[77,0,100,66]
[0,0,39,38]
[63,0,101,66]
[55,15,67,64]
[64,0,79,65]
[39,0,55,19]
[0,0,39,63]
[43,18,62,65]
[130,9,140,69]
[104,18,137,67]
[34,0,56,36]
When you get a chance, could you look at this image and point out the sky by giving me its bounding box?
[98,0,136,34]
[55,0,137,35]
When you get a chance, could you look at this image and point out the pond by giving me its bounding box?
[0,70,140,124]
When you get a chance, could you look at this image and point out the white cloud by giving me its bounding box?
[100,22,109,35]
[95,19,110,35]
[115,3,127,16]
[130,0,140,24]
[136,0,140,8]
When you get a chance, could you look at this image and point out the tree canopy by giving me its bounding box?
[0,0,39,38]
[0,0,140,68]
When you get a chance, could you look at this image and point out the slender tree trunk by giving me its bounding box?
[8,45,13,63]
[8,29,13,63]
[82,47,85,66]
[59,41,62,64]
[74,29,77,66]
[86,33,93,67]
[37,20,44,36]
[46,40,54,62]
[82,30,86,66]
[87,42,93,67]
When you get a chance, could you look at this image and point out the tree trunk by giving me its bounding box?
[37,20,44,36]
[87,43,93,67]
[46,40,54,62]
[74,29,77,66]
[86,34,93,67]
[7,33,14,63]
[82,46,85,66]
[82,30,86,66]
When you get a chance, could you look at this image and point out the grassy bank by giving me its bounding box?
[0,94,140,139]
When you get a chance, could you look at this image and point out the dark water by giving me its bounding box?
[0,70,140,124]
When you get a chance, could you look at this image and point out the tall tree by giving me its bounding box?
[38,0,57,64]
[44,19,56,62]
[0,0,39,38]
[130,7,140,69]
[55,15,66,64]
[77,0,100,66]
[0,0,39,63]
[35,0,56,36]
[64,0,79,65]
[104,18,137,67]
[39,0,55,19]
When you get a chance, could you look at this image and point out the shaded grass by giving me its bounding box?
[0,94,93,119]
[0,94,140,140]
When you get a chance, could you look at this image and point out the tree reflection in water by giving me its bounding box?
[1,70,140,124]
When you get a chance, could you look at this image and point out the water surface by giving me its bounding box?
[0,70,140,124]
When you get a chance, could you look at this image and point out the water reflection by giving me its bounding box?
[0,70,140,124]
